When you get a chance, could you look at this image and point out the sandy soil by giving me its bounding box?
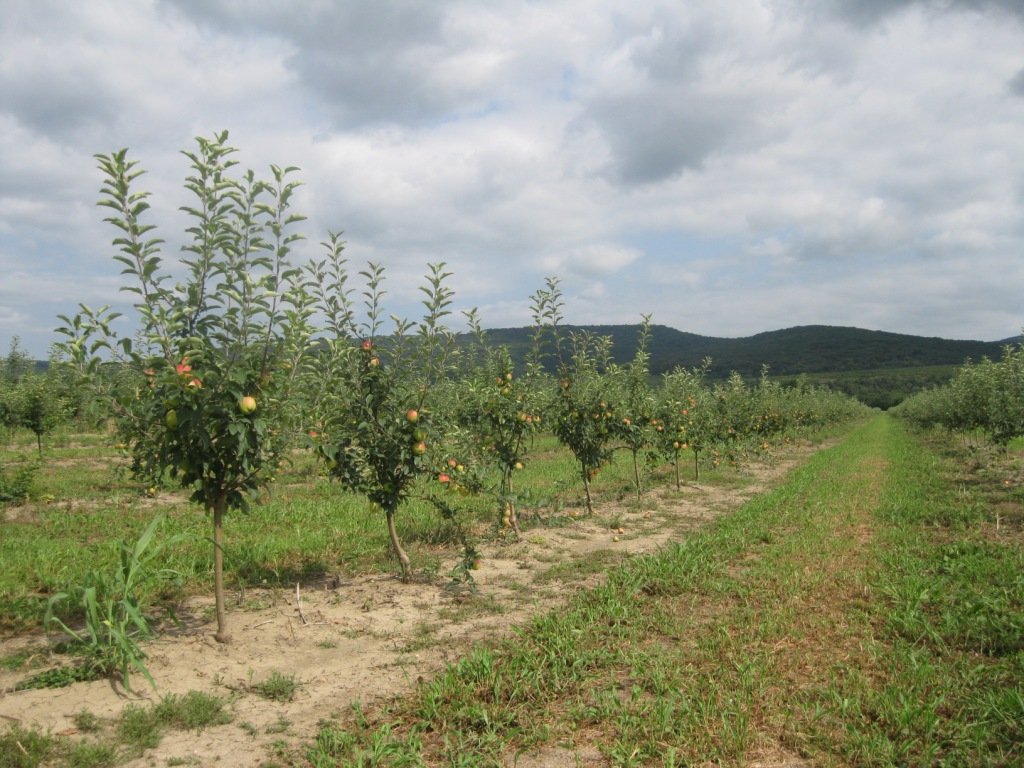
[0,444,822,766]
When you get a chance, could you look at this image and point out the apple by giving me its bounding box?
[438,473,451,483]
[412,428,427,442]
[456,464,465,473]
[471,558,481,570]
[369,357,379,367]
[239,396,257,414]
[412,441,427,455]
[361,340,373,351]
[325,459,337,470]
[166,409,179,429]
[187,378,202,388]
[514,461,524,471]
[406,409,419,423]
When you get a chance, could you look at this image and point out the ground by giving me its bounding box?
[0,444,821,767]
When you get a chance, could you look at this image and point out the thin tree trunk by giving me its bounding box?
[212,493,231,644]
[581,463,594,515]
[385,504,412,582]
[505,470,522,541]
[674,454,681,490]
[632,449,641,501]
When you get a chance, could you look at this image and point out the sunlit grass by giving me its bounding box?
[299,415,1024,766]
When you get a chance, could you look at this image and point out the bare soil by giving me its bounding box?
[0,443,824,766]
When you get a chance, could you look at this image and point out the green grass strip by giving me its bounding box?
[304,415,1023,767]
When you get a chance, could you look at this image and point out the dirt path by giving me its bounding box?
[0,443,825,766]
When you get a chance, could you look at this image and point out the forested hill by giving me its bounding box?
[479,324,1013,380]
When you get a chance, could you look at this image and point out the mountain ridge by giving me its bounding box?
[476,323,1017,380]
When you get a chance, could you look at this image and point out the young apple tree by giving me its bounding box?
[57,132,319,643]
[552,330,623,515]
[616,316,657,501]
[316,261,458,581]
[453,312,545,540]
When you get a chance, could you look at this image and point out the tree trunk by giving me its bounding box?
[385,504,412,582]
[211,493,232,644]
[631,449,641,501]
[581,463,594,515]
[674,454,681,490]
[505,470,522,541]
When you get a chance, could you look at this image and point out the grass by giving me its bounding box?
[6,415,1021,765]
[0,430,752,638]
[250,670,301,702]
[0,692,232,768]
[299,414,1024,766]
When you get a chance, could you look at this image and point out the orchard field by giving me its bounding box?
[3,407,1024,766]
[1,134,1023,765]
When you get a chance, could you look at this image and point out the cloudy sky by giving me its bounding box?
[2,0,1024,357]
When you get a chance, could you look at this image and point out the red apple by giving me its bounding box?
[239,396,257,414]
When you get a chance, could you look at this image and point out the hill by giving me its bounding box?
[481,324,1010,378]
[476,324,1014,408]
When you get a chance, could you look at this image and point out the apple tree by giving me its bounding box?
[552,330,623,515]
[57,132,319,643]
[452,312,547,539]
[316,260,458,581]
[615,316,658,501]
[656,359,713,486]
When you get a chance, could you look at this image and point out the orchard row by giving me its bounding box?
[55,133,871,644]
[891,342,1024,446]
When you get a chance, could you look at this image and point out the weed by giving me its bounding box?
[265,716,293,735]
[44,514,185,692]
[72,709,104,734]
[251,670,300,702]
[15,662,103,690]
[118,703,163,754]
[239,721,258,737]
[152,691,233,731]
[0,455,39,502]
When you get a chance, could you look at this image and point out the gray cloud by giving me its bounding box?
[160,0,489,128]
[806,0,1024,26]
[1010,67,1024,96]
[577,9,782,185]
[2,0,1024,356]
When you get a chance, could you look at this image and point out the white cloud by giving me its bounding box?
[1,0,1023,357]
